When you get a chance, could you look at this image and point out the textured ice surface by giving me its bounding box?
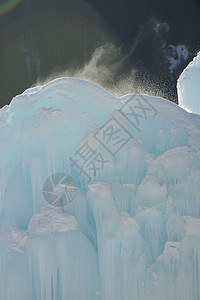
[177,51,200,114]
[0,77,200,300]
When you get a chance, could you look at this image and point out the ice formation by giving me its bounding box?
[0,75,200,300]
[177,51,200,114]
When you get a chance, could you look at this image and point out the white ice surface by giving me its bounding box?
[0,76,200,299]
[178,51,200,114]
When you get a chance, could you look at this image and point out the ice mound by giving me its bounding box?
[0,77,200,300]
[177,51,200,114]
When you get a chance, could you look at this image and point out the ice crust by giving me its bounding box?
[0,77,200,299]
[177,51,200,114]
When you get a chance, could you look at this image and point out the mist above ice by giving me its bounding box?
[36,43,170,100]
[0,50,200,300]
[129,17,170,55]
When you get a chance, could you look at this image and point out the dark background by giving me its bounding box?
[0,0,200,107]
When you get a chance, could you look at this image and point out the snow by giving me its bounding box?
[28,206,78,234]
[178,51,200,114]
[0,72,200,299]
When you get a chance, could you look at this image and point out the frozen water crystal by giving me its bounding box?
[177,51,200,114]
[0,75,200,299]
